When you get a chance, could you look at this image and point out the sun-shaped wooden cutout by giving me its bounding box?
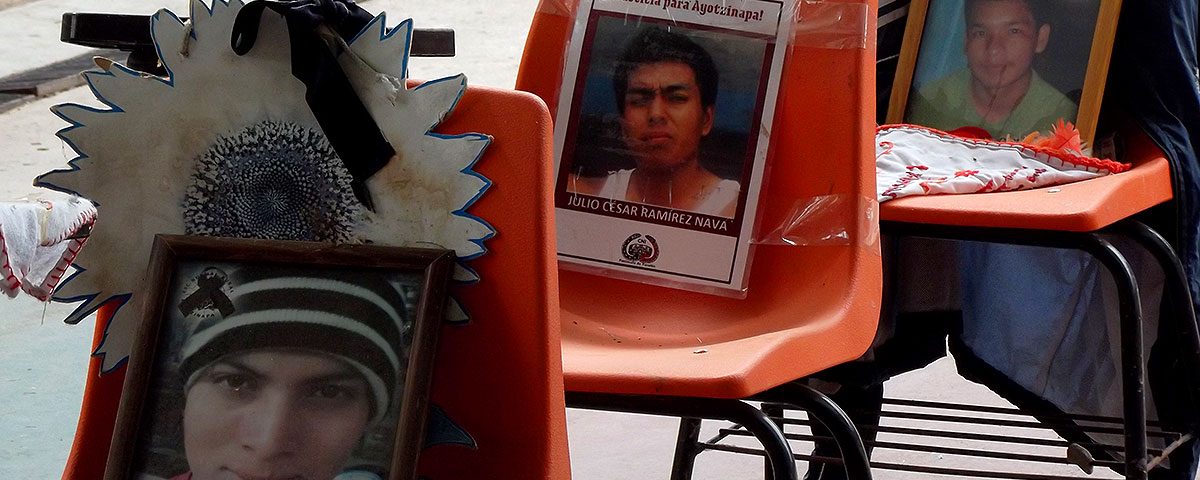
[36,0,494,372]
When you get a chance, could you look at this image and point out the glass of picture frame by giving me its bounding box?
[887,0,1123,145]
[104,234,453,480]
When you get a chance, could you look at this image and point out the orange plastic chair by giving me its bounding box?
[517,0,883,478]
[61,86,570,480]
[879,126,1200,479]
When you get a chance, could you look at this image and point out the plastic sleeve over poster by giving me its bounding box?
[753,194,880,248]
[549,0,873,297]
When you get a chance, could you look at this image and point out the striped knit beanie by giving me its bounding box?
[178,265,408,424]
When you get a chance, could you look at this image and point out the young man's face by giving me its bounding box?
[620,61,714,171]
[963,0,1050,92]
[183,350,373,480]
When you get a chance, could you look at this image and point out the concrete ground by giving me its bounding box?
[0,0,1168,478]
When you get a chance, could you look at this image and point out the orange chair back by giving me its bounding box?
[62,86,569,480]
[516,0,883,398]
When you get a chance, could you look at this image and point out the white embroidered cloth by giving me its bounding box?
[876,125,1130,202]
[0,198,95,300]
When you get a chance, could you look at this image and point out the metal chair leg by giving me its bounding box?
[1117,220,1200,478]
[1078,233,1147,480]
[567,392,800,480]
[756,383,873,480]
[670,417,703,480]
[762,403,786,480]
[1118,220,1200,404]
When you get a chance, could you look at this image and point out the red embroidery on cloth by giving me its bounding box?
[991,168,1026,192]
[38,237,89,300]
[1,231,19,291]
[881,171,924,199]
[877,141,895,159]
[45,208,96,246]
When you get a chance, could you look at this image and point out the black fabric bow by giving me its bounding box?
[231,0,394,211]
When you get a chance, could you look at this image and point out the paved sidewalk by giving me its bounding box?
[0,0,191,79]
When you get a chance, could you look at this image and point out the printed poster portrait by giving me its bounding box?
[105,237,453,480]
[557,15,773,223]
[551,0,786,292]
[895,0,1114,142]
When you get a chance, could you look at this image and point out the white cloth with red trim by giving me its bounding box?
[0,198,95,300]
[876,124,1130,202]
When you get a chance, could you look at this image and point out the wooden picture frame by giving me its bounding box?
[887,0,1122,146]
[105,235,454,480]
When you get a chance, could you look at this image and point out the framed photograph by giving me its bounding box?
[104,235,454,480]
[887,0,1122,145]
[551,0,790,295]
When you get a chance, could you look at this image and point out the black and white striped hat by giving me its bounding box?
[178,265,408,424]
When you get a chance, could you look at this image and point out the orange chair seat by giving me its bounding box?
[559,240,880,399]
[881,130,1172,231]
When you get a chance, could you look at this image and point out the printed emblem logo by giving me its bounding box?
[621,233,660,265]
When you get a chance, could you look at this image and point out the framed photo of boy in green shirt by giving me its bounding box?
[887,0,1122,146]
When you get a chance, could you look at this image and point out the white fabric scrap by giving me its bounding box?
[876,125,1127,202]
[0,198,96,300]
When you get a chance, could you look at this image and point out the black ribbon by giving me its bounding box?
[178,268,235,318]
[231,0,394,211]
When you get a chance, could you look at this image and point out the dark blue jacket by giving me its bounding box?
[1109,1,1200,477]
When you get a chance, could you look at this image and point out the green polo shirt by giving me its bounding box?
[907,69,1077,139]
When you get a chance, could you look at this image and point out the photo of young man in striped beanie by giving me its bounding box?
[140,264,414,480]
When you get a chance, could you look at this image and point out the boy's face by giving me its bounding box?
[963,0,1050,91]
[620,61,714,171]
[183,349,372,480]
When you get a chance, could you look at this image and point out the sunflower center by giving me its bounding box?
[183,120,363,242]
